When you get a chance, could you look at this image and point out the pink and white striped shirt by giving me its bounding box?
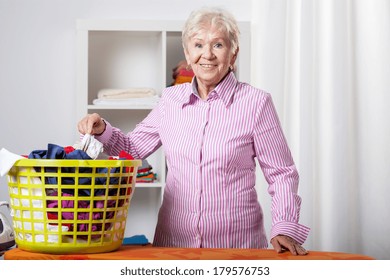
[98,72,310,248]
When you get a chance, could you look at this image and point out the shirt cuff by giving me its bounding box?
[270,221,310,245]
[95,119,113,144]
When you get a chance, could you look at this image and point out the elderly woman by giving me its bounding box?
[78,7,309,255]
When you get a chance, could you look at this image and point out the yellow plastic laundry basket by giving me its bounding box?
[6,158,141,254]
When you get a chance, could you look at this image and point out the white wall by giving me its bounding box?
[0,0,252,236]
[0,0,252,155]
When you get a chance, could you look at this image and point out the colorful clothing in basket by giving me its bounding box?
[28,144,129,232]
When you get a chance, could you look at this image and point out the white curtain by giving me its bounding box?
[252,0,390,259]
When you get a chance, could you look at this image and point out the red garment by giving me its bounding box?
[64,146,75,154]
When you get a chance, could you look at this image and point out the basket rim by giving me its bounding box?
[12,159,142,168]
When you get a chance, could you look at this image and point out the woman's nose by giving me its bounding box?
[202,45,215,59]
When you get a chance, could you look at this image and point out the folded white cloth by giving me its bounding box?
[0,148,24,176]
[97,88,156,99]
[93,95,159,106]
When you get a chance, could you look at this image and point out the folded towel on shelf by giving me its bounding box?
[97,88,156,99]
[92,96,159,106]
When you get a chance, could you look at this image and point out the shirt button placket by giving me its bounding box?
[196,101,209,247]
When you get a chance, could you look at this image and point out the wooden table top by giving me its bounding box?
[4,245,375,260]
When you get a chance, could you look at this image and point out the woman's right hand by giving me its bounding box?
[77,113,106,135]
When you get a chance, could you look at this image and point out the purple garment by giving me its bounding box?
[47,191,116,232]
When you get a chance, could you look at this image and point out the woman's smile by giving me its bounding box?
[200,63,217,68]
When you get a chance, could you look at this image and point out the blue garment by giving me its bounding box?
[122,235,149,245]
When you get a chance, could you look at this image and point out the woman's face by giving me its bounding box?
[184,25,237,93]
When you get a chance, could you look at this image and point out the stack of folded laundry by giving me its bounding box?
[92,87,159,106]
[172,60,194,86]
[136,160,157,183]
[173,68,194,85]
[112,151,156,184]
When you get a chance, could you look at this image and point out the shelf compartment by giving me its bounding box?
[88,31,163,104]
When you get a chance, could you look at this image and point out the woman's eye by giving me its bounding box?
[214,43,223,48]
[195,43,202,48]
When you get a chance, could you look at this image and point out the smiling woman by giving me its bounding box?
[77,6,310,255]
[181,7,239,99]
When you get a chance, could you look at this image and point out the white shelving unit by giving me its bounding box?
[76,19,251,242]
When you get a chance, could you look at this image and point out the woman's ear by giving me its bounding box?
[231,46,239,65]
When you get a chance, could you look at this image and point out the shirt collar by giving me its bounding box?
[182,71,238,108]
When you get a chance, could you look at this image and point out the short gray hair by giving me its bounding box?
[182,7,240,54]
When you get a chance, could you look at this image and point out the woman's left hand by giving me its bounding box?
[271,235,308,255]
